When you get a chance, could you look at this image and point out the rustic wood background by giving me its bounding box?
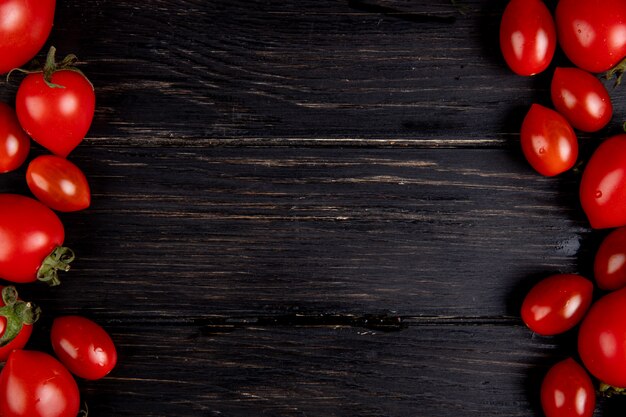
[1,0,624,415]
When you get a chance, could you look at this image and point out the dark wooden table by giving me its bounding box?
[1,0,624,415]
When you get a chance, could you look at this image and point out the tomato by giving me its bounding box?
[578,287,626,387]
[594,226,626,290]
[0,286,38,362]
[16,67,95,158]
[0,102,30,173]
[556,0,626,73]
[551,67,613,132]
[541,358,595,417]
[580,134,626,229]
[0,0,55,74]
[520,104,578,177]
[521,274,593,336]
[500,0,556,76]
[51,315,117,380]
[26,155,91,212]
[0,350,80,417]
[0,194,73,285]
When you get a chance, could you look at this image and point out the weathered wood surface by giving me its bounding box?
[0,0,622,415]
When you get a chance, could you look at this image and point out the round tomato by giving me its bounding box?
[580,134,626,229]
[26,155,90,212]
[0,350,80,417]
[0,194,73,285]
[51,315,117,380]
[521,274,593,336]
[551,67,613,132]
[0,102,29,173]
[541,358,595,417]
[594,226,626,290]
[578,287,626,387]
[556,0,626,73]
[521,104,578,176]
[0,0,55,74]
[0,286,38,362]
[500,0,556,76]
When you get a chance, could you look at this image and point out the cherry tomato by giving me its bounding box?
[0,102,29,173]
[551,67,613,132]
[0,194,73,285]
[521,274,593,336]
[0,0,55,74]
[556,0,626,73]
[16,69,95,158]
[594,226,626,290]
[26,155,91,212]
[51,315,117,380]
[578,287,626,387]
[500,0,556,76]
[0,286,38,362]
[541,358,595,417]
[0,350,80,417]
[521,104,578,177]
[580,134,626,229]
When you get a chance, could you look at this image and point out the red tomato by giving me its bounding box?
[556,0,626,73]
[16,69,95,158]
[0,102,29,173]
[0,0,55,74]
[578,287,626,387]
[0,194,73,285]
[580,134,626,229]
[0,286,38,362]
[521,104,578,176]
[541,358,595,417]
[594,226,626,290]
[26,155,91,212]
[0,350,80,417]
[51,315,117,380]
[551,67,613,132]
[500,0,556,76]
[521,274,593,336]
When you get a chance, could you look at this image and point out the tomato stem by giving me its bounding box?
[37,246,75,286]
[599,382,626,396]
[605,56,626,87]
[0,286,40,348]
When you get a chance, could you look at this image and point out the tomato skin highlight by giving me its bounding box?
[594,226,626,290]
[0,350,80,417]
[16,69,95,158]
[521,104,578,177]
[51,315,117,380]
[541,358,595,417]
[0,102,30,173]
[27,155,91,212]
[521,274,593,336]
[500,0,556,76]
[551,67,612,133]
[580,134,626,229]
[0,0,55,74]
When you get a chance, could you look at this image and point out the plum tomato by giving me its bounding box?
[541,358,595,417]
[500,0,556,76]
[521,104,578,177]
[551,67,613,132]
[0,350,80,417]
[594,226,626,291]
[521,274,593,336]
[578,287,626,387]
[0,102,30,173]
[0,286,39,362]
[26,155,91,212]
[580,134,626,229]
[51,315,117,380]
[0,194,73,285]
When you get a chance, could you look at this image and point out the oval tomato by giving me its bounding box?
[594,226,626,290]
[16,69,95,158]
[26,155,91,212]
[521,104,578,177]
[0,194,73,285]
[556,0,626,73]
[551,67,613,132]
[500,0,556,76]
[578,287,626,387]
[0,350,80,417]
[0,0,55,74]
[541,358,595,417]
[51,315,117,380]
[580,134,626,229]
[0,286,38,362]
[0,102,30,173]
[521,274,593,336]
